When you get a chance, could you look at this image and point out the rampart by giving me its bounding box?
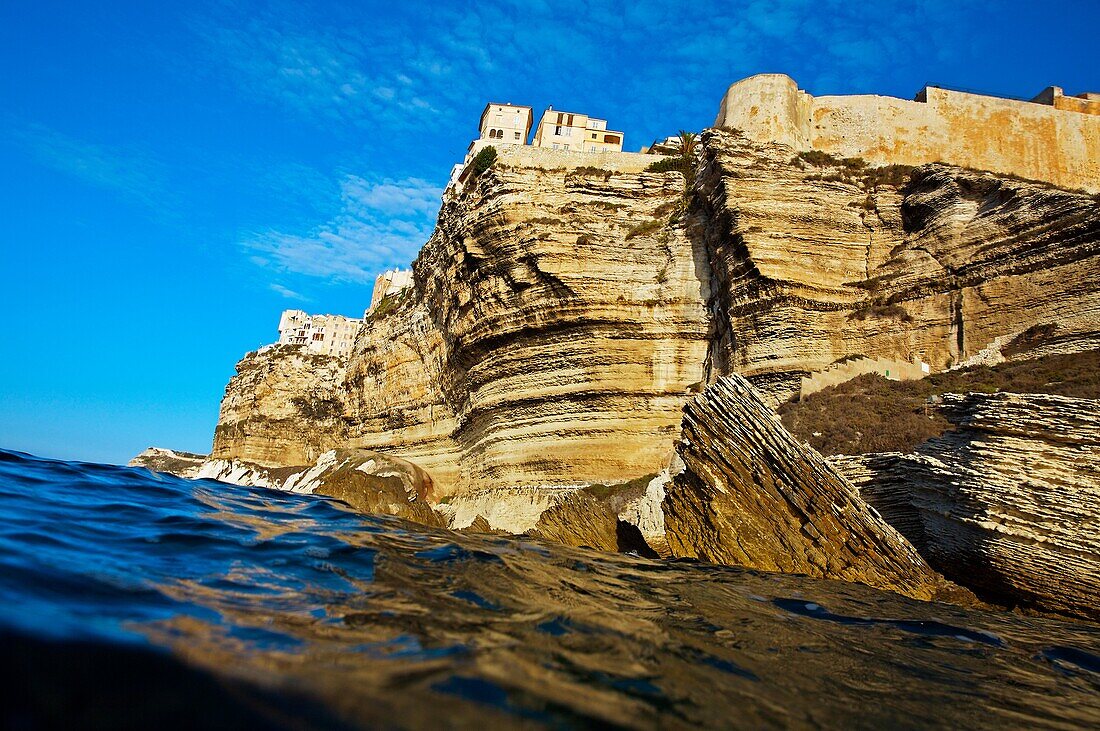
[479,140,656,173]
[714,74,1100,192]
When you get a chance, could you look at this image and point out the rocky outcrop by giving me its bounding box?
[530,490,620,552]
[832,391,1100,620]
[663,375,967,602]
[212,345,346,466]
[128,448,206,478]
[211,133,1100,498]
[527,475,666,556]
[198,449,444,527]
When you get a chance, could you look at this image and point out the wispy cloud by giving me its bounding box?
[244,175,441,283]
[270,283,308,300]
[9,123,175,212]
[191,5,465,128]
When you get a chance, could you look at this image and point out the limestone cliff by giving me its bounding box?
[833,391,1100,620]
[695,130,1100,404]
[211,134,1100,497]
[216,148,710,494]
[212,344,347,466]
[662,375,965,602]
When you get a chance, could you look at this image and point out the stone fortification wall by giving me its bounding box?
[715,74,1100,192]
[487,141,656,173]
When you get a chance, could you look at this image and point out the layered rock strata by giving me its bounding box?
[212,134,1100,497]
[212,345,347,466]
[662,375,965,602]
[832,391,1100,620]
[217,147,710,495]
[695,130,1100,404]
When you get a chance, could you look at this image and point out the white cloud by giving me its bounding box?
[270,283,309,300]
[11,124,173,211]
[244,175,442,283]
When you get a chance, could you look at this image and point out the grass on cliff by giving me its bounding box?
[779,349,1100,456]
[793,150,914,189]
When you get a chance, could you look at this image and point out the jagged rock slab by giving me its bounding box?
[833,391,1100,620]
[663,375,963,602]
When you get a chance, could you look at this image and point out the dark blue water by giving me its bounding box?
[1,448,1098,729]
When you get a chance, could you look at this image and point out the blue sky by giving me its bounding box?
[1,0,1097,465]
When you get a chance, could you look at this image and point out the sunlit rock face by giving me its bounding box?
[833,391,1100,621]
[695,129,1100,404]
[210,135,1100,498]
[128,447,206,478]
[212,345,347,467]
[339,151,712,496]
[662,375,968,603]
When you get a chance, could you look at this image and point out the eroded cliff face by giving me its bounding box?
[217,149,711,495]
[833,391,1100,620]
[696,130,1100,403]
[212,135,1100,497]
[212,345,346,466]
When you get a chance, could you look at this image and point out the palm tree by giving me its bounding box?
[675,130,698,159]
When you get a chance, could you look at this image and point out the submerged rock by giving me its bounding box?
[833,391,1100,620]
[663,375,967,603]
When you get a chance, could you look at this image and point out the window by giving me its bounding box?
[563,144,569,150]
[591,133,597,139]
[552,143,560,150]
[603,134,620,144]
[555,125,562,135]
[563,127,571,137]
[514,131,521,140]
[589,145,596,152]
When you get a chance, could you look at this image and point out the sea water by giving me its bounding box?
[1,448,1098,729]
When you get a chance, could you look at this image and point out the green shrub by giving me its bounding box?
[794,150,844,167]
[645,156,688,174]
[570,166,613,180]
[625,219,663,239]
[469,146,497,178]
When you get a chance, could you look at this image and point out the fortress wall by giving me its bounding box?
[495,144,656,173]
[716,74,1100,192]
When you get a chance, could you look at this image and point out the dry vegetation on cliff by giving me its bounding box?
[780,349,1100,456]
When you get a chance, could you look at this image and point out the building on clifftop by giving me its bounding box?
[478,102,533,145]
[532,106,624,152]
[366,268,413,314]
[277,309,362,357]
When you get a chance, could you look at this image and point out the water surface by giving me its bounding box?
[1,448,1098,729]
